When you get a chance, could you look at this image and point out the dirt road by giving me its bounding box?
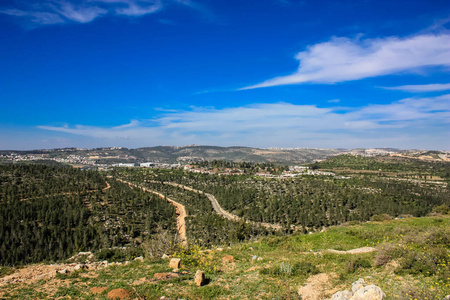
[117,179,187,246]
[152,181,283,230]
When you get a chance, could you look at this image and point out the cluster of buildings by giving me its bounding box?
[183,165,245,175]
[256,167,336,178]
[0,153,95,165]
[112,162,179,169]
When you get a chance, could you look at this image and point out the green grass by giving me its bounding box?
[1,216,449,299]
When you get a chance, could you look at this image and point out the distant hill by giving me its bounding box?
[0,145,346,165]
[1,145,447,165]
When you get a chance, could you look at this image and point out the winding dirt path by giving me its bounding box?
[149,181,282,230]
[301,247,377,255]
[117,179,187,246]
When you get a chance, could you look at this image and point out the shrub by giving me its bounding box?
[432,204,449,214]
[260,261,319,277]
[172,243,219,273]
[374,243,399,266]
[395,247,449,280]
[346,257,372,273]
[371,214,393,222]
[96,247,144,262]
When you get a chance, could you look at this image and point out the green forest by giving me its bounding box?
[1,156,449,266]
[116,158,449,231]
[0,164,175,265]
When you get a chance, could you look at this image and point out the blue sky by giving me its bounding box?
[0,0,449,150]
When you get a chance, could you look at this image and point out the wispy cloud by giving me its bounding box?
[0,0,169,25]
[242,33,450,89]
[383,83,450,93]
[52,1,108,23]
[37,94,450,149]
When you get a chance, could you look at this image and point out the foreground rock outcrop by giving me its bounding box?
[330,278,385,300]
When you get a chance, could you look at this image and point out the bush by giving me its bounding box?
[260,261,319,277]
[346,257,372,273]
[96,247,144,262]
[433,204,449,214]
[371,214,393,222]
[374,243,400,266]
[172,243,219,273]
[395,247,449,280]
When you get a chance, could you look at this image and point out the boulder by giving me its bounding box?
[331,290,353,300]
[169,258,181,269]
[351,279,365,293]
[330,279,385,300]
[194,270,206,287]
[351,285,385,300]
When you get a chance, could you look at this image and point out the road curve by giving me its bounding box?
[151,181,282,230]
[117,179,187,247]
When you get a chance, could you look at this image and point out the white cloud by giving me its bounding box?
[113,0,162,16]
[53,1,107,23]
[0,0,165,25]
[383,83,450,93]
[0,8,65,24]
[242,33,450,89]
[37,94,450,149]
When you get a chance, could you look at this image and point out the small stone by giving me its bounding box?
[74,264,86,271]
[153,272,180,281]
[162,254,169,259]
[169,258,181,269]
[216,247,223,252]
[222,255,234,263]
[194,270,206,287]
[132,277,147,285]
[251,255,258,261]
[257,257,263,261]
[134,256,144,262]
[58,268,68,274]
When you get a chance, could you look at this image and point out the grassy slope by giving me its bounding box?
[1,216,448,299]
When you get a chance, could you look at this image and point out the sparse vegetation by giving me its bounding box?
[1,155,449,299]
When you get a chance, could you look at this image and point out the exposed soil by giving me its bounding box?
[118,179,187,246]
[107,288,131,299]
[327,247,376,254]
[90,286,107,294]
[298,273,340,300]
[156,181,283,230]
